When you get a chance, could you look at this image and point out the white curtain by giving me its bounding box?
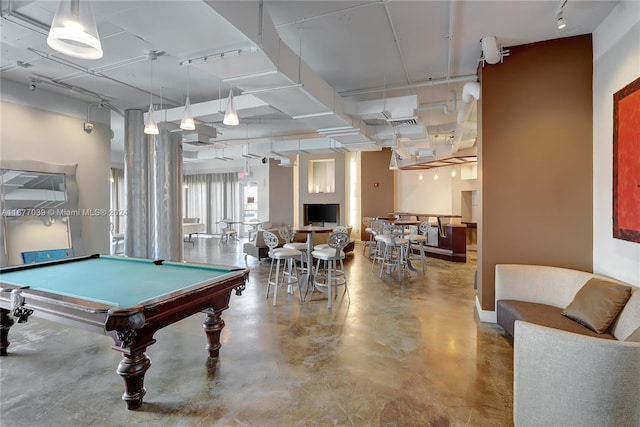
[109,168,126,234]
[110,170,239,236]
[183,173,239,234]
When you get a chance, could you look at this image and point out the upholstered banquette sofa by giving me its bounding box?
[495,264,640,427]
[242,230,285,261]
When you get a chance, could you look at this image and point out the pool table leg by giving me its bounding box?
[116,349,152,410]
[0,308,14,356]
[203,310,225,358]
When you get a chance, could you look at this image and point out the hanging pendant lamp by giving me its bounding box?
[180,64,195,130]
[144,57,158,135]
[223,89,239,126]
[47,0,103,59]
[144,104,159,135]
[180,96,195,130]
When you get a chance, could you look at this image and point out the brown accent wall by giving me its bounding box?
[360,149,395,240]
[478,35,593,311]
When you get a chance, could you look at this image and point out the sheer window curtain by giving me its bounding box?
[183,173,239,235]
[110,170,239,237]
[110,168,126,234]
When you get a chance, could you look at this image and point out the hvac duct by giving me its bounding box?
[481,36,500,65]
[451,82,480,153]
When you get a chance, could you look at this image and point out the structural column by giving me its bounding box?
[124,109,149,258]
[149,123,183,261]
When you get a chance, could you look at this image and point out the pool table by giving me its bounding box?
[0,254,248,410]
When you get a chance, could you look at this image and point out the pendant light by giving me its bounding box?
[47,0,103,60]
[223,88,239,126]
[144,56,158,135]
[180,62,195,130]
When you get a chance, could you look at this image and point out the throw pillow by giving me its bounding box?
[562,278,632,334]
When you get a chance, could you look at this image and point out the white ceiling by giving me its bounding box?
[0,0,618,170]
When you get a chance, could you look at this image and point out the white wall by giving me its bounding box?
[5,220,71,265]
[297,153,346,226]
[592,1,640,286]
[394,168,455,214]
[1,80,111,256]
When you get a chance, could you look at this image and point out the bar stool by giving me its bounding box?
[405,222,428,273]
[263,231,302,305]
[370,219,388,271]
[377,224,409,279]
[313,226,348,281]
[280,226,308,276]
[309,231,350,308]
[362,217,375,257]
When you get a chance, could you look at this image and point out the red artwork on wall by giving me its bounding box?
[613,76,640,243]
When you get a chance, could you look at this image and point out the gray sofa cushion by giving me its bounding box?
[497,300,616,339]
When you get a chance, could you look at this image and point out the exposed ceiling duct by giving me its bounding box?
[481,36,500,65]
[451,81,480,153]
[190,2,375,153]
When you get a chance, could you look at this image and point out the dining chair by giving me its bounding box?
[246,219,261,242]
[217,219,238,244]
[263,230,302,305]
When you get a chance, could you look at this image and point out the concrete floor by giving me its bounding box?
[0,238,514,427]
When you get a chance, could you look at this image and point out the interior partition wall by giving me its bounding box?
[477,35,594,312]
[360,149,394,241]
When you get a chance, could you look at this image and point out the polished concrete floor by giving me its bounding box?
[0,237,514,427]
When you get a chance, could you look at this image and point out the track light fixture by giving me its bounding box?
[557,11,567,29]
[556,0,568,30]
[47,0,103,59]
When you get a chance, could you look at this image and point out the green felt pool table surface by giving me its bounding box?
[0,255,241,308]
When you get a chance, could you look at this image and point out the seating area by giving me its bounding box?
[495,264,640,426]
[243,225,355,262]
[367,219,430,279]
[1,2,636,424]
[183,218,205,244]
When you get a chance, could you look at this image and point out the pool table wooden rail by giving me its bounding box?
[0,259,249,411]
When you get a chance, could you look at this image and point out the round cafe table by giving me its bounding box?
[293,225,333,301]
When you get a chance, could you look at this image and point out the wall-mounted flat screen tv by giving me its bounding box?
[304,204,339,224]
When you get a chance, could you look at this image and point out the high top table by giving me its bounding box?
[293,226,333,301]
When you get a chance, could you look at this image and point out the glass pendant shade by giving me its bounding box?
[223,90,239,126]
[180,96,196,130]
[144,104,159,135]
[47,0,103,59]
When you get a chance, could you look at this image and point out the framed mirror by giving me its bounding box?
[1,160,83,266]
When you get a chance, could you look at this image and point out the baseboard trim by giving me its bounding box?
[475,295,497,323]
